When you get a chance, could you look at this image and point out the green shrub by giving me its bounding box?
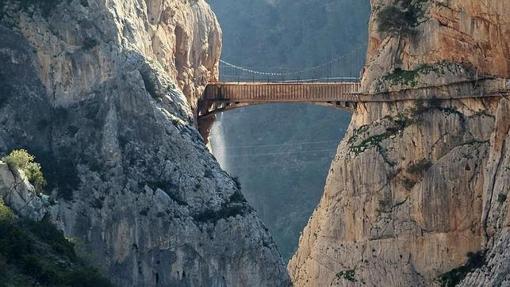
[377,0,427,38]
[24,218,76,260]
[401,177,417,190]
[3,149,47,193]
[349,114,414,155]
[193,204,246,224]
[383,63,438,87]
[0,200,13,223]
[377,198,393,213]
[0,0,69,18]
[229,190,246,203]
[336,269,357,282]
[383,67,419,87]
[0,208,113,286]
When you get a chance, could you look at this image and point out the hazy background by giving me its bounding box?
[208,0,371,261]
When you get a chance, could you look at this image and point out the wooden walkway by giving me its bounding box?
[198,78,510,118]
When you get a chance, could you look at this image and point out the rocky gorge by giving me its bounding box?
[289,0,510,286]
[1,0,510,286]
[0,0,289,286]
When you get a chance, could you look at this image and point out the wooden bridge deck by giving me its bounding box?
[198,79,510,118]
[202,82,362,103]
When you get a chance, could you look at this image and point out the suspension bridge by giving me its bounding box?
[197,48,510,119]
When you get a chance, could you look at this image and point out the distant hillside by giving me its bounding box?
[210,0,370,70]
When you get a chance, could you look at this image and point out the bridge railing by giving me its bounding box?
[204,78,510,103]
[199,78,510,119]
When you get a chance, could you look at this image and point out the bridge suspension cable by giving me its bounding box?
[219,45,366,83]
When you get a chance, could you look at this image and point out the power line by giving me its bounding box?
[224,157,335,171]
[220,45,365,76]
[214,139,341,150]
[227,148,337,159]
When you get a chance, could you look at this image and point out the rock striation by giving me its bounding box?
[363,0,510,93]
[290,0,510,286]
[0,0,289,286]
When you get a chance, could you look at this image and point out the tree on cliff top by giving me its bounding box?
[377,0,427,38]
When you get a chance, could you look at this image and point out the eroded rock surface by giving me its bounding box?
[290,0,510,286]
[289,98,498,286]
[0,1,289,286]
[363,0,510,93]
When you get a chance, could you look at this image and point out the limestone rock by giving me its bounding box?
[362,0,510,93]
[0,1,289,286]
[5,0,221,111]
[290,1,510,286]
[289,98,498,286]
[461,98,510,286]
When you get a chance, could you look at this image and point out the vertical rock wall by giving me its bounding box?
[363,0,510,92]
[289,98,497,286]
[0,0,289,286]
[290,0,510,286]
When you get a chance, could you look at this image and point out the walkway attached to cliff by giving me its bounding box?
[198,54,510,119]
[198,78,509,119]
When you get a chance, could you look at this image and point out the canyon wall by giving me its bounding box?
[0,0,289,286]
[290,0,510,286]
[363,0,510,93]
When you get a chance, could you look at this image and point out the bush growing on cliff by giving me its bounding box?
[0,0,69,18]
[377,0,427,38]
[336,269,357,282]
[0,200,14,223]
[0,201,112,286]
[3,149,47,193]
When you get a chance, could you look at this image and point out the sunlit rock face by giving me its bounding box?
[362,0,510,93]
[0,1,290,286]
[13,0,221,110]
[289,98,498,286]
[290,0,510,286]
[462,98,510,286]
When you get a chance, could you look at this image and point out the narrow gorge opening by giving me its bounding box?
[207,0,370,262]
[209,104,351,261]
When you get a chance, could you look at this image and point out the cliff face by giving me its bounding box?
[289,99,498,286]
[0,1,289,286]
[461,97,510,286]
[363,0,510,93]
[290,0,510,286]
[11,0,221,110]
